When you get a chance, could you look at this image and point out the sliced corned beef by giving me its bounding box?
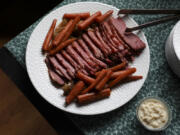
[82,33,104,59]
[78,39,107,68]
[123,32,146,51]
[48,69,65,85]
[72,41,98,69]
[67,45,96,74]
[87,30,109,56]
[94,27,112,54]
[56,53,75,78]
[48,56,72,81]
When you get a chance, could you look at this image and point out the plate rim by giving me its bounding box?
[25,1,150,115]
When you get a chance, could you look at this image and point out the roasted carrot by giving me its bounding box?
[110,61,127,72]
[65,81,85,105]
[42,19,57,51]
[62,16,80,42]
[108,68,136,88]
[96,70,112,91]
[49,38,76,55]
[78,11,102,30]
[95,61,127,76]
[111,68,137,79]
[81,69,106,94]
[63,12,90,19]
[77,88,111,105]
[52,19,73,46]
[124,75,143,82]
[95,10,113,23]
[76,71,95,84]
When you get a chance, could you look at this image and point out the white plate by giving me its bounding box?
[26,2,150,115]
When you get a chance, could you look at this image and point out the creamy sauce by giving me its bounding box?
[138,98,168,129]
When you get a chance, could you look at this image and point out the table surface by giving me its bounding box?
[0,68,58,135]
[2,0,180,135]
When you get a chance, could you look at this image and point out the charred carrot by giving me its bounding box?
[62,16,80,42]
[76,71,95,84]
[108,68,136,88]
[96,10,113,23]
[95,61,127,76]
[42,19,57,51]
[63,12,90,19]
[78,11,102,30]
[49,38,76,55]
[81,69,106,94]
[52,19,73,46]
[96,70,112,91]
[65,81,85,105]
[77,88,111,105]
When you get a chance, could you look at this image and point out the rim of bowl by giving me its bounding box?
[173,20,180,61]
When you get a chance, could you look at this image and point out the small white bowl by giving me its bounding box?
[165,21,180,77]
[136,97,171,131]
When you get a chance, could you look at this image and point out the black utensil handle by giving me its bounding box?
[126,14,180,32]
[119,9,180,15]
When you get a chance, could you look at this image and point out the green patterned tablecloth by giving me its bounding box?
[5,0,180,134]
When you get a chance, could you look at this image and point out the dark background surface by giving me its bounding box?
[0,0,62,38]
[0,1,84,135]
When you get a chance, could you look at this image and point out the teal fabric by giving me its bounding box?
[5,0,180,134]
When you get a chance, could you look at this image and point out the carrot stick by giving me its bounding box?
[124,75,143,82]
[111,68,137,79]
[52,19,73,46]
[42,19,57,51]
[63,12,90,19]
[77,88,111,105]
[95,10,113,23]
[96,70,112,91]
[95,61,127,76]
[81,69,106,94]
[49,38,76,55]
[76,71,95,84]
[78,11,102,30]
[65,81,85,105]
[62,16,80,42]
[108,68,136,88]
[110,61,127,72]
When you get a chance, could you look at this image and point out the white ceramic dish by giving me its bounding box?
[26,2,150,115]
[165,21,180,77]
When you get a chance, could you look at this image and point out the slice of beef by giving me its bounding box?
[108,20,127,47]
[66,45,84,68]
[48,69,65,85]
[101,23,127,62]
[56,53,75,78]
[109,17,126,36]
[72,41,98,69]
[61,50,80,71]
[48,56,72,81]
[94,27,112,54]
[87,30,109,56]
[67,45,96,74]
[103,21,113,37]
[101,23,121,51]
[78,39,107,68]
[123,32,146,51]
[109,17,145,51]
[99,24,118,53]
[45,57,65,85]
[82,33,104,59]
[45,57,64,77]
